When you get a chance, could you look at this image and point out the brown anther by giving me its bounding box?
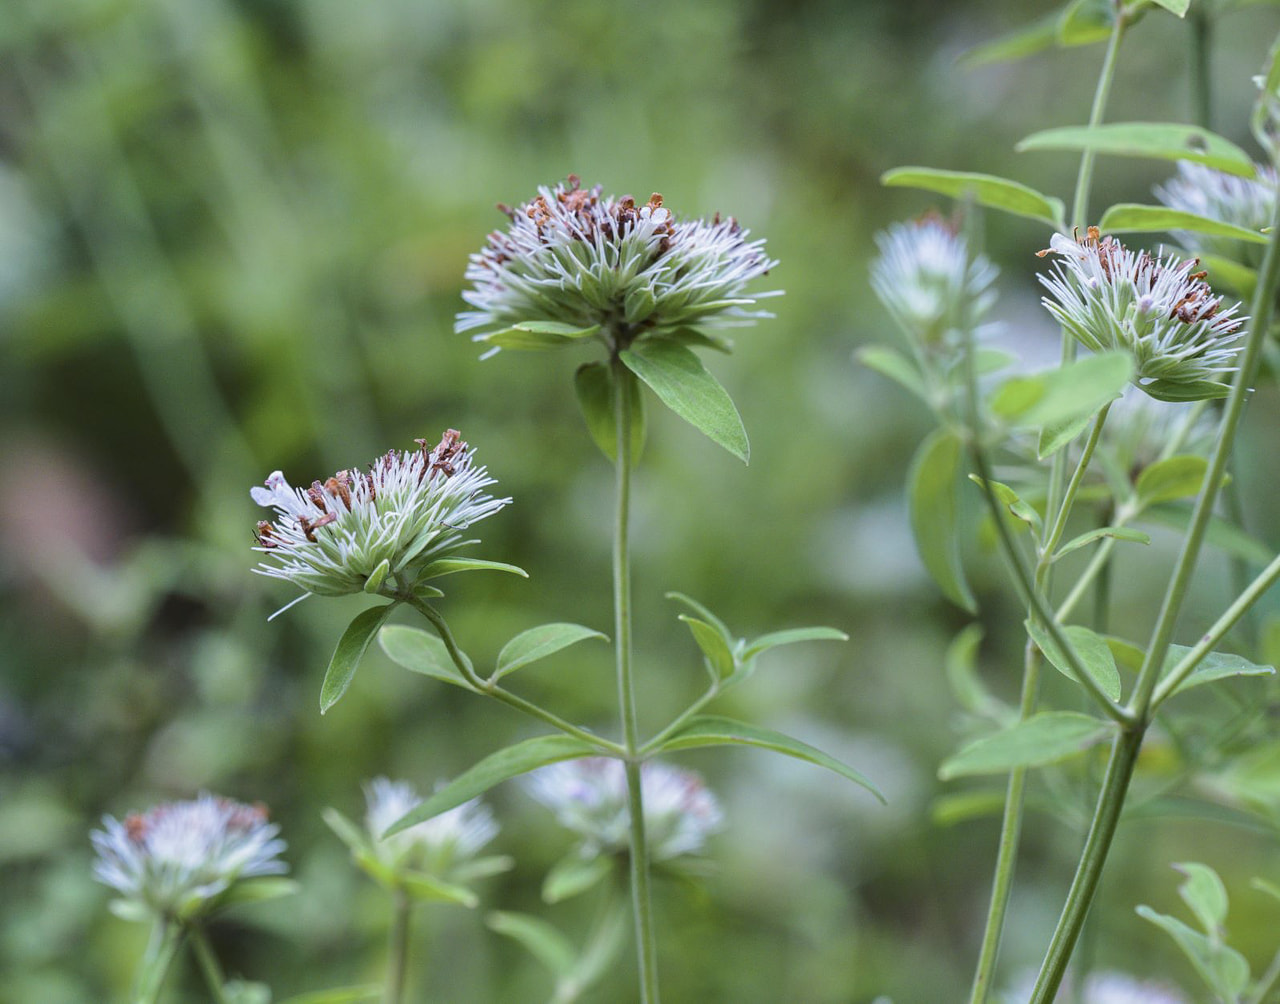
[325,471,353,510]
[496,202,514,219]
[124,814,148,843]
[255,520,278,548]
[647,193,663,210]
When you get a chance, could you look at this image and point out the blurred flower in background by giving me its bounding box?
[1001,968,1189,1004]
[1155,161,1277,269]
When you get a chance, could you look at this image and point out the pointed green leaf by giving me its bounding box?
[959,11,1060,67]
[321,808,373,858]
[363,558,391,595]
[1017,123,1255,177]
[624,285,657,324]
[881,167,1064,227]
[573,362,646,466]
[1251,877,1280,905]
[379,624,474,689]
[384,736,602,836]
[679,615,736,680]
[908,428,976,613]
[486,911,577,978]
[541,853,614,904]
[400,869,478,907]
[620,339,749,462]
[566,901,630,992]
[1147,0,1190,15]
[1057,0,1115,44]
[665,592,734,642]
[495,623,608,681]
[415,557,528,579]
[945,623,1003,717]
[1136,455,1210,507]
[276,986,381,1004]
[1037,412,1094,459]
[1026,619,1122,702]
[1163,646,1275,696]
[1173,862,1228,934]
[653,715,884,802]
[451,854,515,884]
[320,603,398,714]
[1053,526,1150,560]
[1139,378,1232,402]
[990,351,1133,429]
[968,475,1044,534]
[740,627,848,663]
[1099,203,1267,243]
[939,711,1115,779]
[1137,906,1250,998]
[855,345,928,402]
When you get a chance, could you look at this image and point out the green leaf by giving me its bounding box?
[1098,203,1267,244]
[945,623,1003,717]
[990,351,1133,430]
[967,475,1044,534]
[451,854,515,884]
[415,557,529,579]
[320,603,399,714]
[378,624,474,689]
[321,807,372,857]
[653,715,884,802]
[541,853,614,904]
[908,428,976,613]
[1197,253,1257,298]
[400,869,479,907]
[665,592,734,642]
[1146,0,1189,14]
[1163,646,1275,696]
[476,320,601,351]
[1017,123,1255,177]
[384,736,602,836]
[939,711,1115,779]
[881,167,1064,227]
[1139,378,1232,402]
[1253,30,1280,156]
[1137,906,1250,999]
[959,12,1060,67]
[573,362,646,466]
[1251,877,1280,905]
[1136,455,1210,507]
[740,627,849,663]
[1057,0,1115,44]
[664,327,734,354]
[276,986,381,1004]
[679,615,736,681]
[1053,525,1150,560]
[1141,505,1274,564]
[495,623,608,681]
[1105,635,1146,673]
[1026,619,1122,702]
[620,339,749,462]
[217,877,300,906]
[1037,413,1094,460]
[487,912,577,978]
[855,345,928,402]
[1173,862,1228,934]
[566,901,630,993]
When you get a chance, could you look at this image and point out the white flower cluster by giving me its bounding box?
[251,430,509,611]
[364,777,498,873]
[523,757,723,861]
[458,176,777,348]
[1155,161,1277,268]
[91,793,287,919]
[870,214,998,348]
[1037,227,1245,397]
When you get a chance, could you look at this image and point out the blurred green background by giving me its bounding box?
[5,0,1280,1000]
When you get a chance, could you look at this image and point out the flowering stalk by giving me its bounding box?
[132,919,182,1004]
[189,924,232,1004]
[385,888,411,1004]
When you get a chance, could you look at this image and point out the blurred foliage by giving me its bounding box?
[3,0,1280,1000]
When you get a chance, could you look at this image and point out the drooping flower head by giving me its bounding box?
[91,793,287,920]
[458,175,777,353]
[870,213,998,350]
[1155,161,1277,269]
[363,777,499,875]
[251,430,510,613]
[1037,227,1246,399]
[523,757,723,861]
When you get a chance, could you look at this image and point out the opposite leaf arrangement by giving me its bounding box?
[92,2,1280,1002]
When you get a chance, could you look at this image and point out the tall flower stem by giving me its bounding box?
[1029,160,1280,1004]
[133,918,182,1004]
[611,354,660,1004]
[384,888,412,1004]
[188,923,232,1004]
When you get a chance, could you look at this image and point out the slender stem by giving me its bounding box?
[188,924,232,1004]
[1245,947,1280,1004]
[1189,5,1213,130]
[133,918,183,1004]
[610,356,660,1003]
[384,889,412,1004]
[641,683,719,755]
[1070,6,1127,230]
[1040,405,1111,566]
[406,597,625,756]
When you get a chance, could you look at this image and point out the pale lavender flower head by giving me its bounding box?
[91,793,287,920]
[1037,227,1246,399]
[523,758,723,861]
[871,214,998,349]
[1155,161,1277,269]
[1003,968,1188,1003]
[364,777,498,874]
[1098,388,1216,477]
[458,176,777,354]
[251,430,510,614]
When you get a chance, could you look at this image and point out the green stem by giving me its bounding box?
[132,918,183,1004]
[407,597,625,756]
[640,683,719,755]
[1189,4,1213,130]
[611,356,660,1003]
[384,888,412,1004]
[1245,947,1280,1004]
[1040,405,1111,567]
[188,924,232,1004]
[1070,7,1127,230]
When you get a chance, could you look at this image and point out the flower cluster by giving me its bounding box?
[363,777,499,875]
[251,430,509,611]
[1002,969,1187,1004]
[91,793,287,920]
[1155,161,1277,269]
[457,175,777,350]
[870,214,998,350]
[523,758,723,861]
[1037,227,1245,398]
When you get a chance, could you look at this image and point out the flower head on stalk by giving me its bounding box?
[870,213,998,351]
[1037,227,1246,400]
[91,793,288,921]
[1097,388,1216,481]
[457,175,777,355]
[523,757,723,862]
[1155,161,1277,269]
[251,430,510,615]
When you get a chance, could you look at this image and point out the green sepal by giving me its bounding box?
[320,603,399,714]
[475,321,601,351]
[939,711,1115,779]
[363,559,391,595]
[1139,378,1232,402]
